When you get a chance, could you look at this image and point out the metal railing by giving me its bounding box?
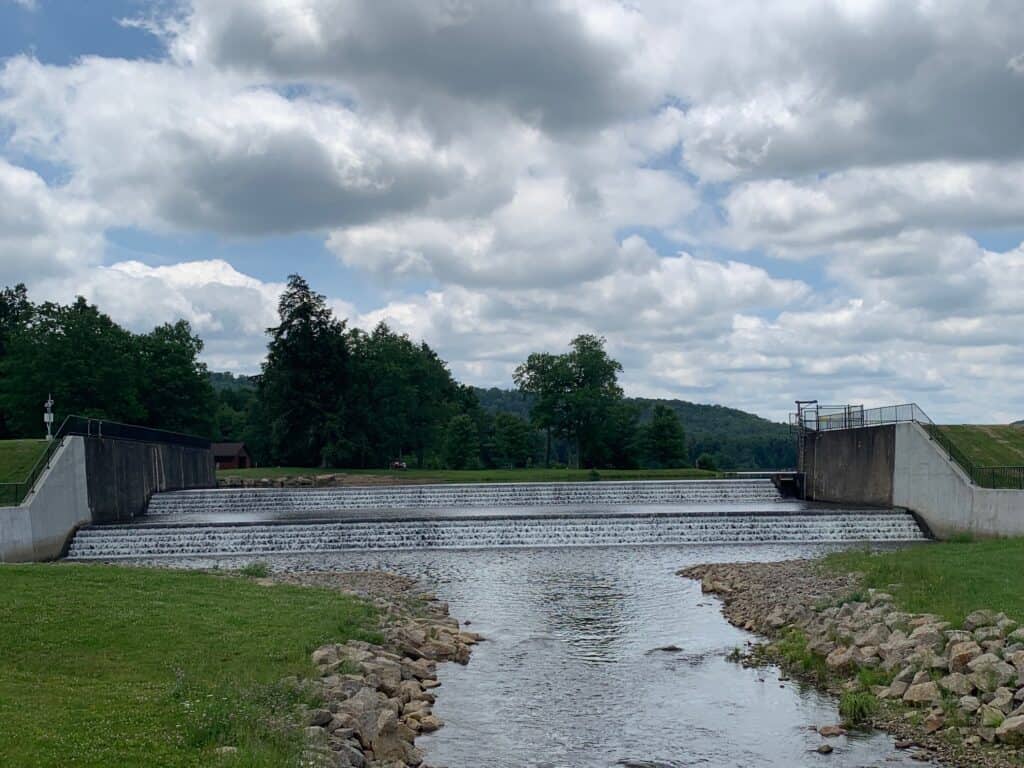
[790,403,931,432]
[0,416,210,506]
[792,401,1024,490]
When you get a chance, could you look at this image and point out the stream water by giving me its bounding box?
[149,544,932,768]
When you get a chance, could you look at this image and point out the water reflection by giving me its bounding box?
[151,544,935,768]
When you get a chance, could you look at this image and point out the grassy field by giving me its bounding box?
[936,424,1024,466]
[824,538,1024,626]
[0,564,380,768]
[0,438,47,483]
[217,466,719,483]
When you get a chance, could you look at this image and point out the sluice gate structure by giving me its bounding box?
[793,402,1024,538]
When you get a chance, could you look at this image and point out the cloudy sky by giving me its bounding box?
[2,0,1024,422]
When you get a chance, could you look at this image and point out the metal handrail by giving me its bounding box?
[0,416,210,506]
[793,401,1024,490]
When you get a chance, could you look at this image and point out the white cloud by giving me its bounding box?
[34,260,287,373]
[722,162,1024,256]
[0,158,103,284]
[3,1,1024,423]
[0,56,471,236]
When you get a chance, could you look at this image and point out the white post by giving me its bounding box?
[44,394,54,441]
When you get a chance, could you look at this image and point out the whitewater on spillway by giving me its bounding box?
[65,479,927,560]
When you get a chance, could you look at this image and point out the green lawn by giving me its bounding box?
[217,466,719,483]
[0,564,380,767]
[936,424,1024,466]
[824,538,1024,626]
[0,438,47,483]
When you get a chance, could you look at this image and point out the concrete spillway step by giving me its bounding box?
[67,511,926,559]
[146,479,783,516]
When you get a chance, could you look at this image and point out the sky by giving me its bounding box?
[3,0,1024,422]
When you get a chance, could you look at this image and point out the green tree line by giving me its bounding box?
[0,277,793,470]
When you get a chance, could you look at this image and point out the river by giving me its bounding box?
[153,543,930,768]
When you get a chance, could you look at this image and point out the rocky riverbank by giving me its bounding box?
[680,560,1024,767]
[267,570,480,768]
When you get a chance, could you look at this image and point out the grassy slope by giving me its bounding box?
[824,539,1024,626]
[217,467,719,482]
[0,564,379,768]
[0,438,47,483]
[937,424,1024,466]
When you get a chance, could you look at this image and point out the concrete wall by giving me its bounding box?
[803,424,895,507]
[0,436,91,562]
[84,438,214,523]
[1,435,214,561]
[893,422,1024,538]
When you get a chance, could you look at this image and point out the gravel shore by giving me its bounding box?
[680,559,1024,768]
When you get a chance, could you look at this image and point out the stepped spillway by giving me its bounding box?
[65,480,928,560]
[66,512,927,560]
[146,479,783,516]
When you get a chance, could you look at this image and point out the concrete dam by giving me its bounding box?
[66,479,927,559]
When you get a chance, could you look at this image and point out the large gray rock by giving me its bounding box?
[826,645,860,670]
[947,640,982,673]
[939,672,974,696]
[963,609,998,631]
[959,695,981,714]
[996,715,1024,745]
[903,681,942,706]
[370,709,418,764]
[854,623,891,648]
[967,654,1016,692]
[992,687,1016,713]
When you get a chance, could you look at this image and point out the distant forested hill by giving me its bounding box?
[473,387,795,470]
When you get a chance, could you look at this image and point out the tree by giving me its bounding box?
[339,322,466,468]
[0,284,33,437]
[513,352,570,466]
[259,275,348,466]
[443,413,480,469]
[138,321,215,435]
[642,405,687,468]
[515,335,625,468]
[493,412,535,468]
[0,297,145,435]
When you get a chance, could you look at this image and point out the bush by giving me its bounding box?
[695,453,717,471]
[239,562,270,578]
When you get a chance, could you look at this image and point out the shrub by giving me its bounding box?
[239,562,270,578]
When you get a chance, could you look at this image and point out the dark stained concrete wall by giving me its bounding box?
[802,424,895,507]
[84,438,215,523]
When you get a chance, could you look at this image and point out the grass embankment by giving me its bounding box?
[0,439,48,504]
[0,438,47,483]
[824,538,1024,626]
[937,425,1024,467]
[217,466,719,483]
[0,564,380,768]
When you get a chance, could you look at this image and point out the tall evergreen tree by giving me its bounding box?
[641,404,687,468]
[259,275,348,466]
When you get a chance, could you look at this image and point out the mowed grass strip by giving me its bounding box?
[217,466,719,483]
[0,564,380,768]
[937,424,1024,467]
[824,538,1024,626]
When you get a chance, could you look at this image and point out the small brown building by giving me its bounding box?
[212,442,251,470]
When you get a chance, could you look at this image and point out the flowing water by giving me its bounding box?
[133,545,931,768]
[70,480,936,766]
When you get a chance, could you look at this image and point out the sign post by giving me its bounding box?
[44,394,54,442]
